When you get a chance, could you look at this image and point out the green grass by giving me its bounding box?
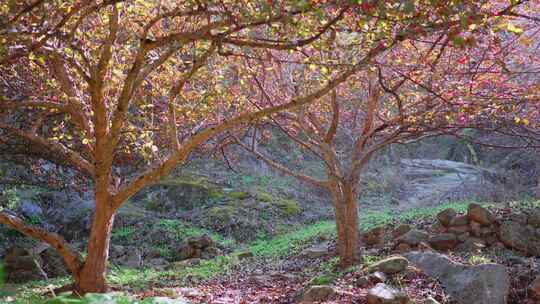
[0,261,5,287]
[398,201,481,222]
[360,209,393,231]
[156,219,236,248]
[249,221,335,258]
[112,227,135,240]
[13,292,188,303]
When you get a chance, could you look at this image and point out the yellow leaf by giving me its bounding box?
[507,24,523,34]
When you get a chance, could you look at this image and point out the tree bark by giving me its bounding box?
[76,200,116,293]
[331,182,360,268]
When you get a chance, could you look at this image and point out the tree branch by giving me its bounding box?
[0,209,83,276]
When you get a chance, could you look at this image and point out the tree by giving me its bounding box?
[0,0,396,293]
[233,1,540,267]
[0,0,536,292]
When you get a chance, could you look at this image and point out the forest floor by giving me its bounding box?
[4,200,539,304]
[0,158,535,303]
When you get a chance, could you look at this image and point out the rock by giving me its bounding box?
[448,225,470,235]
[437,208,457,227]
[120,249,143,268]
[470,221,482,237]
[527,209,540,228]
[507,212,528,224]
[201,246,221,259]
[421,297,441,304]
[39,247,69,277]
[148,179,222,211]
[356,276,370,288]
[273,272,302,282]
[455,238,486,252]
[364,226,385,246]
[394,243,412,253]
[404,251,509,304]
[187,235,213,249]
[301,243,330,258]
[456,232,469,242]
[484,235,497,246]
[249,274,273,286]
[4,247,48,283]
[170,258,201,269]
[176,243,197,260]
[499,220,540,256]
[179,287,204,298]
[368,256,409,274]
[479,227,495,238]
[428,233,458,251]
[528,276,540,298]
[298,285,336,303]
[449,215,469,227]
[417,242,433,251]
[396,229,429,246]
[367,283,410,304]
[370,271,387,283]
[18,201,43,218]
[467,204,494,226]
[238,251,254,260]
[147,258,168,269]
[392,224,412,239]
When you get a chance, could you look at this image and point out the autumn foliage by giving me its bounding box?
[0,0,539,293]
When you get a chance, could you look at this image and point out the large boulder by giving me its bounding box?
[297,285,336,303]
[436,208,457,227]
[529,276,540,299]
[392,224,411,239]
[39,247,69,277]
[403,251,509,304]
[499,220,540,256]
[527,209,540,228]
[187,235,213,249]
[428,234,458,251]
[367,283,410,304]
[364,226,385,246]
[142,178,223,211]
[467,204,494,226]
[111,245,143,268]
[368,256,409,275]
[174,235,220,261]
[300,242,331,258]
[449,215,469,227]
[396,229,429,246]
[4,247,47,283]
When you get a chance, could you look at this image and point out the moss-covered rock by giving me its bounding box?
[276,199,302,216]
[255,191,273,202]
[228,191,250,200]
[142,176,225,211]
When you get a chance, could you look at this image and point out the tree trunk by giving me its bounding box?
[332,183,360,268]
[75,201,116,293]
